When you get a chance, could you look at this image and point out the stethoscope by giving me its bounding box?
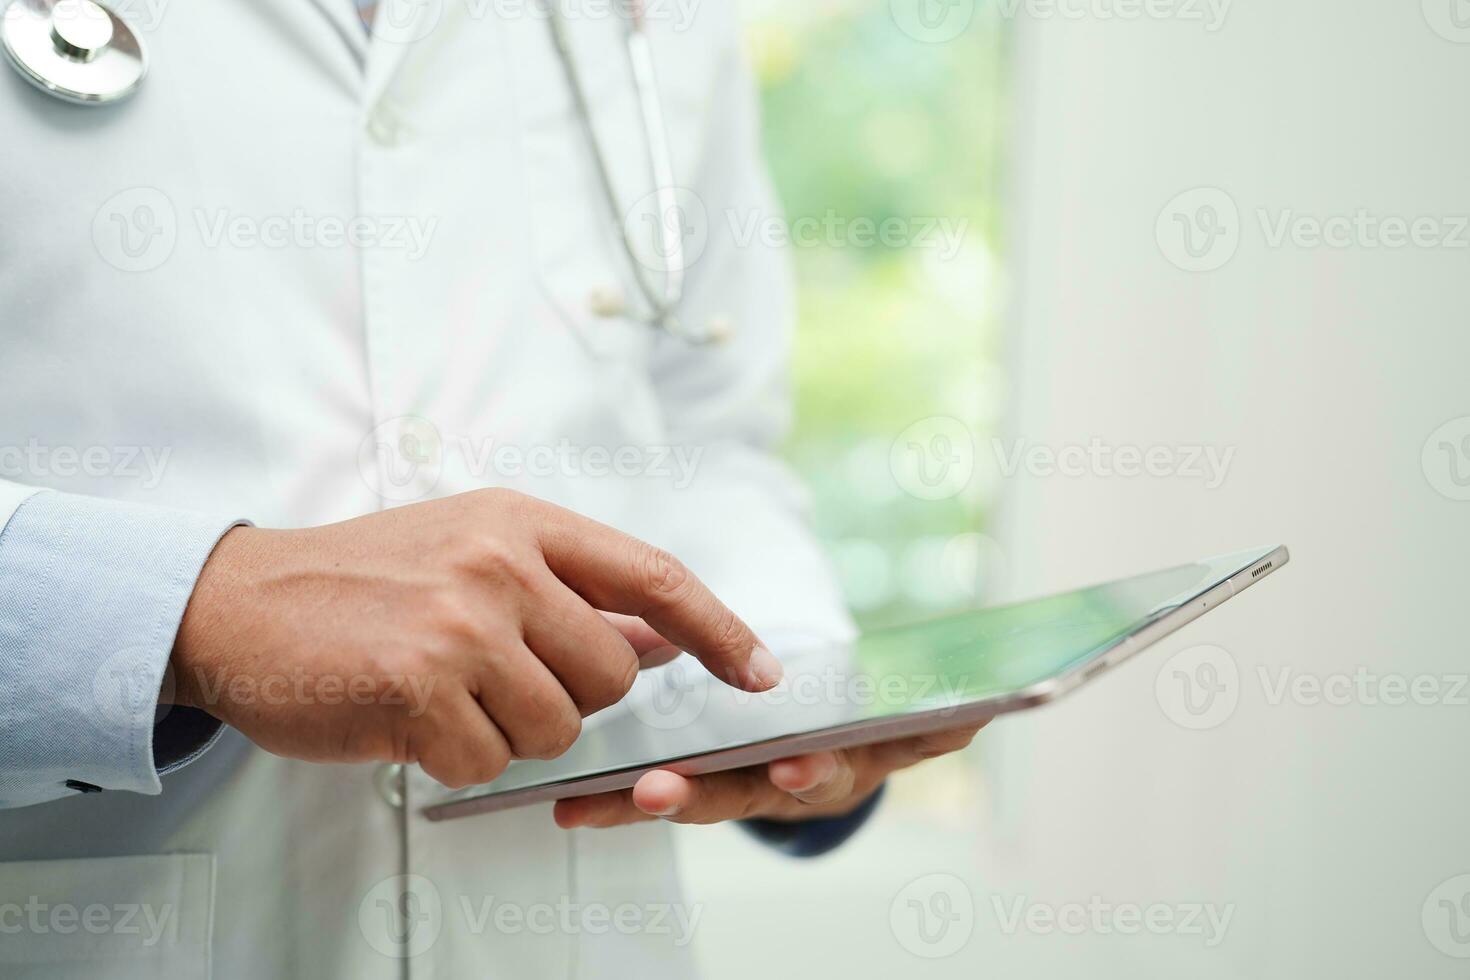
[1,0,714,343]
[1,0,145,103]
[547,0,717,343]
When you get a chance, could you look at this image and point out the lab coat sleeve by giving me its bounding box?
[647,31,882,854]
[0,483,244,809]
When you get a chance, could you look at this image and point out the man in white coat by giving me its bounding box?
[0,0,983,976]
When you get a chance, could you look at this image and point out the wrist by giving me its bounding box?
[168,524,260,711]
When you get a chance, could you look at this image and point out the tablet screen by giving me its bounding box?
[427,547,1276,813]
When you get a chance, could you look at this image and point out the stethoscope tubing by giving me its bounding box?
[545,1,690,336]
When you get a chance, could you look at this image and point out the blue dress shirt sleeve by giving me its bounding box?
[742,783,886,858]
[0,490,245,810]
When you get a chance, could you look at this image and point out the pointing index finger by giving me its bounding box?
[532,500,782,693]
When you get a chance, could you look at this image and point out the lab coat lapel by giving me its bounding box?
[362,0,445,108]
[298,0,370,71]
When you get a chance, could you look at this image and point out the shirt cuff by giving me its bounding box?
[741,783,886,858]
[0,490,245,809]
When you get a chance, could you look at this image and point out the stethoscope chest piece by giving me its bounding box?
[2,0,145,105]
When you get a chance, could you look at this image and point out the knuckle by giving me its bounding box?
[639,545,690,604]
[513,711,582,761]
[470,744,511,785]
[472,486,522,511]
[546,713,582,758]
[473,537,540,589]
[426,589,484,650]
[474,487,542,526]
[476,537,520,573]
[709,607,748,655]
[579,651,639,715]
[503,679,584,759]
[427,759,474,791]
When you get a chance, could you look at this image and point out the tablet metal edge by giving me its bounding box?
[422,546,1290,822]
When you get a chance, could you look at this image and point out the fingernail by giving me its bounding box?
[748,645,784,690]
[651,803,681,818]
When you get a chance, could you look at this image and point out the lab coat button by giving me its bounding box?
[705,314,735,344]
[374,763,405,808]
[367,106,409,147]
[587,284,628,319]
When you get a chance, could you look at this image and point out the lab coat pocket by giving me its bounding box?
[0,853,215,980]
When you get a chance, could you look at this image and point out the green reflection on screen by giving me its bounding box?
[852,561,1219,716]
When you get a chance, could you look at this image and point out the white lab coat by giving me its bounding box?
[0,0,852,976]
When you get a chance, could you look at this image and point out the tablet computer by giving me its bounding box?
[422,545,1288,821]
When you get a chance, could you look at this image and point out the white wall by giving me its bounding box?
[990,1,1470,975]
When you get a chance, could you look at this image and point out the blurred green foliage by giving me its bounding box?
[742,2,1010,625]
